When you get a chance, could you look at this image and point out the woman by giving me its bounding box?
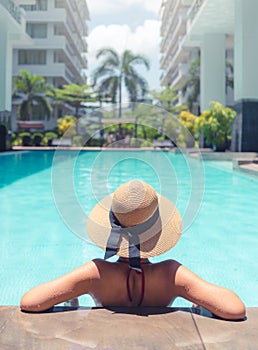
[20,180,246,320]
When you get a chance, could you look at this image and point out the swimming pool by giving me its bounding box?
[0,150,258,307]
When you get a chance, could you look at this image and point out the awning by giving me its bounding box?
[17,121,45,129]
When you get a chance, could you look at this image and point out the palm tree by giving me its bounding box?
[93,48,150,120]
[13,70,52,121]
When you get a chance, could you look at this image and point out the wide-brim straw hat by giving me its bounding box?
[86,180,182,258]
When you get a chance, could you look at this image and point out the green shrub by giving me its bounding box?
[45,131,58,139]
[86,138,101,147]
[130,137,140,147]
[195,101,236,151]
[73,135,84,147]
[32,132,44,138]
[42,131,58,146]
[140,140,152,148]
[19,132,31,138]
[12,137,22,146]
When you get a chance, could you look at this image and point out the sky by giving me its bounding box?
[86,0,162,91]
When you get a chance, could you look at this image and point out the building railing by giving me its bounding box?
[0,0,22,24]
[65,67,74,83]
[187,0,205,27]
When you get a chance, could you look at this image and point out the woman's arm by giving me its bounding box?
[173,264,246,320]
[20,260,99,312]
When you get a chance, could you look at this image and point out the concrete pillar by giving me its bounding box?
[200,33,226,111]
[0,28,12,112]
[234,0,258,100]
[231,0,258,151]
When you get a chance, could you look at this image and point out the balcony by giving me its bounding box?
[182,0,235,50]
[25,8,66,23]
[0,0,22,24]
[160,2,191,55]
[51,38,85,79]
[15,62,65,77]
[160,12,187,69]
[187,0,205,29]
[170,63,189,87]
[29,36,66,50]
[161,37,190,86]
[15,0,35,4]
[55,0,88,36]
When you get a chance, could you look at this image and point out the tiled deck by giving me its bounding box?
[0,307,257,349]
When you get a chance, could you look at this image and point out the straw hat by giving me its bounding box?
[86,180,182,258]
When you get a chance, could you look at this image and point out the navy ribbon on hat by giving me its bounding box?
[104,208,160,271]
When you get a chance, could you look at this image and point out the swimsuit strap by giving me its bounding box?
[126,266,145,307]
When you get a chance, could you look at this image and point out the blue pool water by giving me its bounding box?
[0,150,258,307]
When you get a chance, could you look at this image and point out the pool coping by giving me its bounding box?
[11,146,170,151]
[0,306,257,349]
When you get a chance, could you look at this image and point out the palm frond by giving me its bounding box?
[123,50,150,70]
[96,48,119,65]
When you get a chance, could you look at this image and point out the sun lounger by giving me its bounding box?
[153,139,174,149]
[51,138,72,147]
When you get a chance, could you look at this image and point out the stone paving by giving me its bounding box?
[0,307,257,349]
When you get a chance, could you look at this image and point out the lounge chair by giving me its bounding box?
[51,138,72,147]
[153,139,174,149]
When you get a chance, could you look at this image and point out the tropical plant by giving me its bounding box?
[72,135,84,147]
[179,110,197,136]
[182,55,235,113]
[13,70,52,121]
[181,55,234,112]
[57,115,77,137]
[93,48,150,117]
[195,101,236,151]
[42,131,58,146]
[181,55,200,113]
[48,84,96,118]
[151,86,187,115]
[226,59,234,90]
[179,110,197,147]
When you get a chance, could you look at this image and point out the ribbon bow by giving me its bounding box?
[104,208,160,271]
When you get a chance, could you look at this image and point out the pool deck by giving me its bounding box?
[0,306,257,349]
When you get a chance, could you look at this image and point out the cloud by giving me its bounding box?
[86,2,162,89]
[87,0,161,17]
[87,20,160,71]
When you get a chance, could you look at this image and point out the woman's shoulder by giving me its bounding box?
[151,259,182,272]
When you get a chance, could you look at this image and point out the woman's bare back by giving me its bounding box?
[89,258,179,307]
[20,258,245,320]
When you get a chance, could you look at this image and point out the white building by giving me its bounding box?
[12,0,89,129]
[160,0,258,151]
[0,0,32,121]
[160,0,192,92]
[160,0,234,111]
[13,0,89,86]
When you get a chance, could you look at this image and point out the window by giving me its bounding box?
[26,23,47,38]
[22,0,47,11]
[18,50,47,65]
